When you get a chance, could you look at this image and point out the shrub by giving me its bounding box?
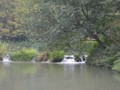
[81,41,98,56]
[50,50,65,62]
[12,48,37,61]
[112,59,120,72]
[37,51,49,62]
[88,50,120,68]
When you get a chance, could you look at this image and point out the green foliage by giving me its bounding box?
[0,0,120,72]
[81,41,98,56]
[95,56,117,67]
[111,52,120,71]
[12,48,37,61]
[88,48,120,68]
[50,50,65,62]
[0,43,8,60]
[0,29,27,41]
[99,35,106,42]
[0,28,10,34]
[37,51,49,62]
[10,30,27,41]
[0,29,10,41]
[112,59,120,72]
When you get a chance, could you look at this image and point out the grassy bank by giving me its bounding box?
[1,41,120,72]
[87,46,120,72]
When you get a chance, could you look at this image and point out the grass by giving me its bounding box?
[50,50,65,62]
[11,48,37,61]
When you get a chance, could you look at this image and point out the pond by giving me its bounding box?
[0,62,120,90]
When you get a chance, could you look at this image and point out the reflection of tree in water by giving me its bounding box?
[63,65,75,75]
[64,65,75,80]
[113,73,120,82]
[12,63,37,75]
[0,63,8,79]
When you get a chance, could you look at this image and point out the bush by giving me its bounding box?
[12,48,37,61]
[50,50,65,62]
[88,50,120,68]
[37,51,49,62]
[81,41,98,56]
[112,59,120,72]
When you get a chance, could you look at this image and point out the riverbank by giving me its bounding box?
[87,47,120,72]
[0,41,120,72]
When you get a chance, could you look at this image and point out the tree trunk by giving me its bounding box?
[92,33,106,48]
[81,4,107,48]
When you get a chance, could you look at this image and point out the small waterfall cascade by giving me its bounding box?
[31,56,36,63]
[2,54,11,62]
[80,57,85,64]
[62,55,75,63]
[79,55,88,64]
[60,55,87,64]
[46,60,50,63]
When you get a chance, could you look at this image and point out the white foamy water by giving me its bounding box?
[2,54,11,62]
[60,55,86,64]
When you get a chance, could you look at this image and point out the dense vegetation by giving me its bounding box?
[0,0,120,72]
[11,48,37,61]
[50,50,65,62]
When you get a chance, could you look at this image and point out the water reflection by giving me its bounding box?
[0,62,120,90]
[113,72,120,82]
[63,64,75,73]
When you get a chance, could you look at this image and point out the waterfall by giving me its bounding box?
[31,56,36,63]
[2,54,11,62]
[80,57,85,64]
[80,57,84,62]
[60,55,79,64]
[62,55,75,63]
[79,55,87,64]
[60,55,87,64]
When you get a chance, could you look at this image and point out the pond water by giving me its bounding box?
[0,62,120,90]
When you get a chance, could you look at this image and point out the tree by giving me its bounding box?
[0,0,16,30]
[13,0,120,50]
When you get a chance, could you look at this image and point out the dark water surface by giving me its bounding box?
[0,62,120,90]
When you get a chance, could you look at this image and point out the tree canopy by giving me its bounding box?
[0,0,120,50]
